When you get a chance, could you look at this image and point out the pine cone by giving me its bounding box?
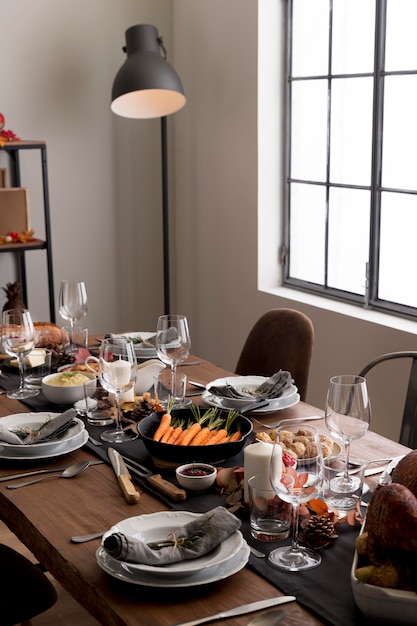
[301,514,338,550]
[121,393,157,425]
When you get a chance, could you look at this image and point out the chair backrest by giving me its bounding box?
[358,351,417,448]
[235,308,314,401]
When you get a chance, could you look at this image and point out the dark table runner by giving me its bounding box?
[0,374,379,626]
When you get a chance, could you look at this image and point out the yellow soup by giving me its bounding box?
[47,372,91,387]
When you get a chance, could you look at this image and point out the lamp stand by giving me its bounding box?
[161,116,170,315]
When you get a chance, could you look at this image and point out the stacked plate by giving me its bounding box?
[110,332,157,360]
[96,511,250,588]
[202,376,300,413]
[0,412,87,461]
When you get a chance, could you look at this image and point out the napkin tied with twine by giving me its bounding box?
[0,409,78,445]
[103,506,241,566]
[209,369,294,401]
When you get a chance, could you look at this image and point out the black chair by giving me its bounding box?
[0,543,57,625]
[358,351,417,449]
[235,308,314,401]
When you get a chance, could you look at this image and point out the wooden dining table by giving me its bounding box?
[0,353,410,626]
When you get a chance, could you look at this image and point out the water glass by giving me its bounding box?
[24,348,52,388]
[248,474,291,541]
[82,378,114,426]
[154,371,187,408]
[323,456,366,512]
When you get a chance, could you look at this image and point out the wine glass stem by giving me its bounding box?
[343,441,351,481]
[171,362,177,382]
[17,356,25,392]
[290,501,301,552]
[114,392,122,431]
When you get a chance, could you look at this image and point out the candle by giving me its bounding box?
[243,441,281,502]
[109,358,131,387]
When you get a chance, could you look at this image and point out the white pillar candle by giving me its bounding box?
[243,441,281,502]
[109,359,131,387]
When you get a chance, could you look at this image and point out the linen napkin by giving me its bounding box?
[209,370,294,401]
[0,409,78,445]
[103,506,241,566]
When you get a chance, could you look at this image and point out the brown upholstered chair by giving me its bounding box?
[358,351,417,448]
[0,543,57,625]
[235,308,314,401]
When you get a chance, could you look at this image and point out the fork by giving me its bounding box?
[250,414,324,429]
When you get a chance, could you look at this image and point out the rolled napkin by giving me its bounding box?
[0,409,78,445]
[103,506,241,566]
[209,370,294,401]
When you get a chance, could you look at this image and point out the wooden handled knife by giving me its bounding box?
[108,448,140,504]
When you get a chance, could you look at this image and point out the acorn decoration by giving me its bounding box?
[301,514,338,550]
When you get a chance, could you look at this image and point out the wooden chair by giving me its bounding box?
[358,351,417,448]
[235,308,314,401]
[0,544,57,625]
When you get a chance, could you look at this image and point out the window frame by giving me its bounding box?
[283,0,417,321]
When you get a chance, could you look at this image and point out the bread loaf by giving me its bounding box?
[33,322,63,346]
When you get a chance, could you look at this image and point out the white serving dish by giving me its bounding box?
[110,332,157,359]
[42,371,96,405]
[351,525,417,624]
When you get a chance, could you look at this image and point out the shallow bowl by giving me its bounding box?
[175,463,217,491]
[137,408,253,466]
[41,371,96,405]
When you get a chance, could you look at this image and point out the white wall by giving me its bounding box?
[1,0,417,443]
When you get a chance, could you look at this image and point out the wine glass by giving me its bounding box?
[155,315,191,380]
[1,309,40,399]
[98,338,138,444]
[269,423,324,571]
[58,280,88,351]
[325,374,371,495]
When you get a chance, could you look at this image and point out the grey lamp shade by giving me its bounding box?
[111,24,186,119]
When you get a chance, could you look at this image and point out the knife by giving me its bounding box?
[171,596,296,626]
[121,455,186,502]
[0,460,103,483]
[108,448,140,504]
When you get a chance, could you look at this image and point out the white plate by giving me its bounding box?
[101,512,244,577]
[0,429,88,461]
[203,376,300,413]
[0,413,85,456]
[96,541,250,588]
[111,332,157,358]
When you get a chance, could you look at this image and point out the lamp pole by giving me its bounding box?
[161,116,170,315]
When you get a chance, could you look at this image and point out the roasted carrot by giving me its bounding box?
[152,396,175,441]
[166,420,185,444]
[205,428,228,445]
[190,426,212,446]
[228,430,242,442]
[180,422,202,446]
[161,425,174,443]
[153,413,172,441]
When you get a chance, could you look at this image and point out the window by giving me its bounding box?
[284,0,417,319]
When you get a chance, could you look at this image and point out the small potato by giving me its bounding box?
[355,532,368,556]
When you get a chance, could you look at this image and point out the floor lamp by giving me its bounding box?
[111,24,186,315]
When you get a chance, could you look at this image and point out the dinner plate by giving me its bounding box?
[0,413,85,456]
[0,429,88,461]
[203,376,300,413]
[111,332,157,359]
[101,512,244,577]
[96,541,250,588]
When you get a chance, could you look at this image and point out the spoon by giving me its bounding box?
[247,609,286,626]
[6,461,90,489]
[71,531,105,543]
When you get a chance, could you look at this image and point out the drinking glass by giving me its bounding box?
[155,315,191,380]
[325,375,371,495]
[269,423,324,571]
[58,280,88,352]
[97,338,138,443]
[1,309,40,399]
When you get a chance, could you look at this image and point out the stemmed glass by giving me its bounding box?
[155,315,191,381]
[1,309,39,399]
[98,338,138,444]
[325,374,371,494]
[58,280,88,351]
[269,423,324,571]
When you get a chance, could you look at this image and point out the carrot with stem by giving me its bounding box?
[152,396,175,441]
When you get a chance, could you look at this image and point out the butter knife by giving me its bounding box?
[171,596,296,626]
[108,448,140,504]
